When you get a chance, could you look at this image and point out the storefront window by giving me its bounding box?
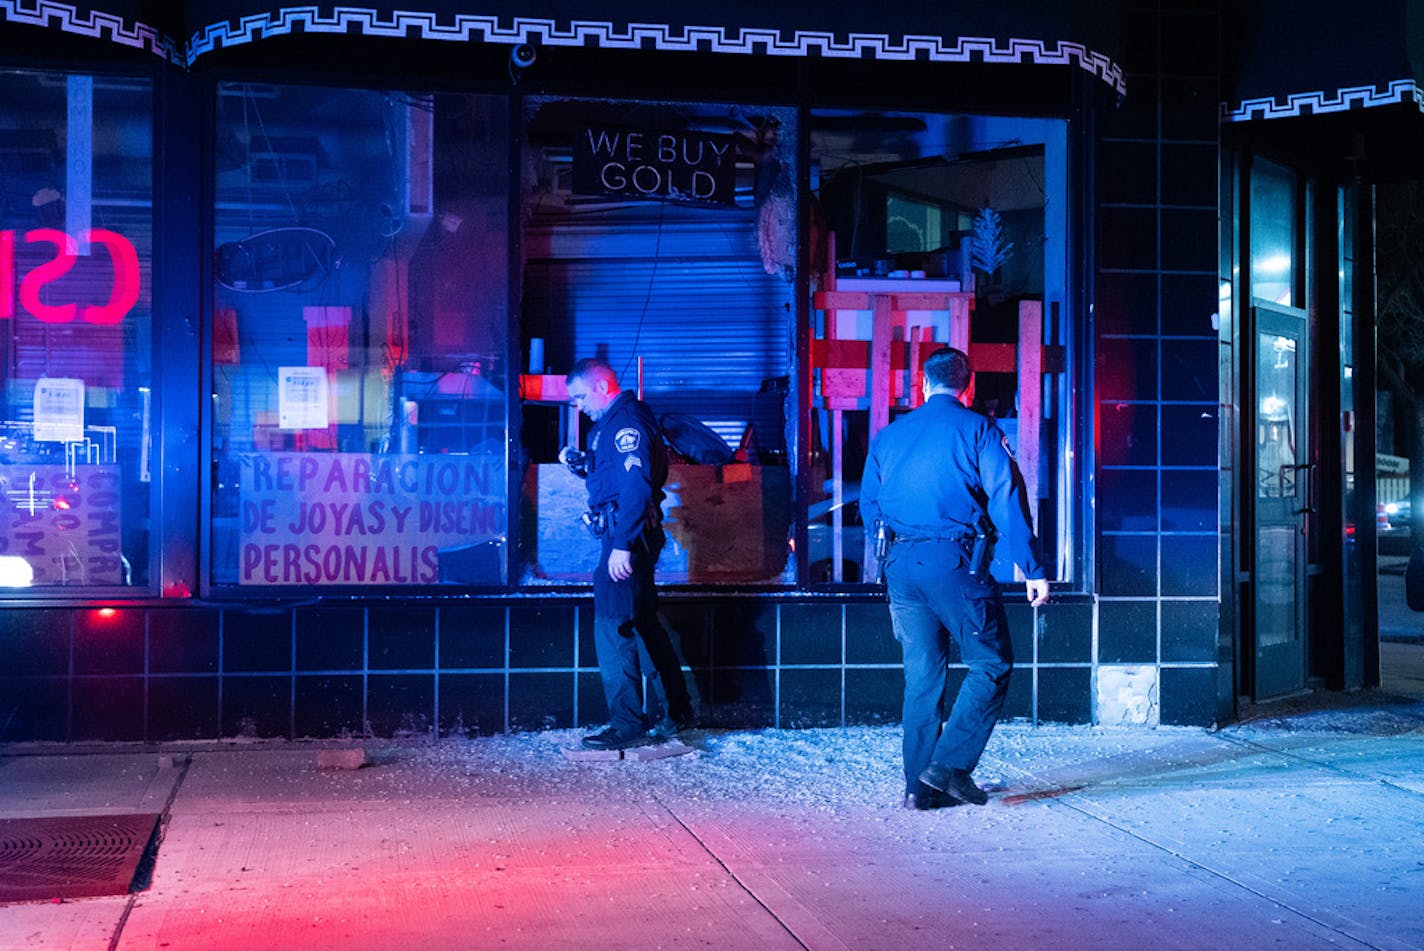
[1250,158,1296,306]
[210,84,509,587]
[0,69,152,590]
[809,111,1072,583]
[518,97,797,586]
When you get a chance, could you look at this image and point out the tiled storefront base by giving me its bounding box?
[0,595,1219,742]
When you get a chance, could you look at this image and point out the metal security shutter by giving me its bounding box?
[524,201,793,453]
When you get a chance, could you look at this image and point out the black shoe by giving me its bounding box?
[581,727,649,751]
[919,763,989,806]
[902,782,961,811]
[648,713,696,741]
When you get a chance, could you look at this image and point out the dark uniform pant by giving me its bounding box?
[592,530,692,737]
[885,539,1013,794]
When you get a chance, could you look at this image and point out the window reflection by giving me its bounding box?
[210,84,509,587]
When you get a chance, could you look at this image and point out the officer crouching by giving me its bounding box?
[860,346,1049,810]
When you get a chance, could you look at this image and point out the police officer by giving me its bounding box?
[560,358,694,750]
[859,347,1049,809]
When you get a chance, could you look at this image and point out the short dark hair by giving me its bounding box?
[923,347,972,392]
[565,357,617,387]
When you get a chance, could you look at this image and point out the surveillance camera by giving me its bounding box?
[511,44,537,69]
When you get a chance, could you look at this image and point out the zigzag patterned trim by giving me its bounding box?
[1222,78,1424,122]
[182,7,1125,93]
[0,0,180,62]
[0,1,1127,93]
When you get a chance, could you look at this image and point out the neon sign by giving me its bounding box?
[0,228,140,325]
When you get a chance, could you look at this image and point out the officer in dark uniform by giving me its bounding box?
[860,346,1049,809]
[560,358,694,750]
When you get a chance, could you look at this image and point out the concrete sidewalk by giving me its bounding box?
[3,695,1423,950]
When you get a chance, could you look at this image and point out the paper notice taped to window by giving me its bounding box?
[33,377,85,443]
[278,366,330,430]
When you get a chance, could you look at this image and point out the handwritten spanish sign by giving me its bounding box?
[573,127,736,205]
[238,452,504,585]
[0,465,123,585]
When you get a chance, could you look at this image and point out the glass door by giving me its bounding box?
[1253,301,1311,697]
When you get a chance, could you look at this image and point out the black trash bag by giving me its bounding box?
[660,414,735,465]
[1406,546,1424,612]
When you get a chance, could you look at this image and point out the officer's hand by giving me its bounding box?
[608,548,633,581]
[1025,578,1050,607]
[558,446,574,465]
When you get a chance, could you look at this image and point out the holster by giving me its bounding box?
[967,515,998,581]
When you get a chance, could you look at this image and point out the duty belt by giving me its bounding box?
[893,532,975,545]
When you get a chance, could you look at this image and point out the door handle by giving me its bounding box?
[1288,462,1316,516]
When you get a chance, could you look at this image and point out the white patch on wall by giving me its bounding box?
[1096,665,1160,727]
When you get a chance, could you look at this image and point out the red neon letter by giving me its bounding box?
[82,229,140,325]
[0,230,12,320]
[20,229,78,324]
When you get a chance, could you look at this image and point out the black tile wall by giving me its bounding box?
[1099,600,1157,664]
[439,672,507,736]
[1098,469,1158,532]
[576,670,608,727]
[149,609,219,673]
[1096,337,1160,402]
[295,608,364,671]
[661,601,713,667]
[294,676,363,737]
[508,671,573,732]
[0,609,70,676]
[1161,470,1218,532]
[147,676,219,740]
[1160,535,1217,596]
[0,677,67,741]
[1160,209,1217,272]
[1100,535,1158,597]
[1097,271,1159,337]
[221,675,291,738]
[708,667,775,728]
[439,605,506,669]
[1161,338,1218,401]
[1160,666,1218,725]
[713,602,777,667]
[366,674,434,736]
[780,603,842,665]
[1099,403,1158,467]
[508,605,574,669]
[1161,600,1219,662]
[1161,273,1219,337]
[71,677,144,741]
[844,667,902,725]
[1036,667,1092,724]
[1037,602,1093,664]
[368,606,435,670]
[1004,603,1035,665]
[779,668,842,728]
[1098,140,1158,205]
[1159,405,1218,465]
[72,610,144,675]
[845,602,898,664]
[1160,76,1219,140]
[576,604,599,669]
[223,611,292,672]
[1002,666,1033,722]
[1097,207,1159,270]
[1161,143,1219,207]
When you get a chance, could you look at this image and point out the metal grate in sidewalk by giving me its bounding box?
[0,813,159,903]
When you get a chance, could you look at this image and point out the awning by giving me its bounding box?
[0,1,1126,94]
[1223,0,1424,121]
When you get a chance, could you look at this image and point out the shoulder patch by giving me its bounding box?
[615,427,641,453]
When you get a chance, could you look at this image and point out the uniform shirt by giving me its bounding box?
[860,393,1044,580]
[585,391,668,550]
